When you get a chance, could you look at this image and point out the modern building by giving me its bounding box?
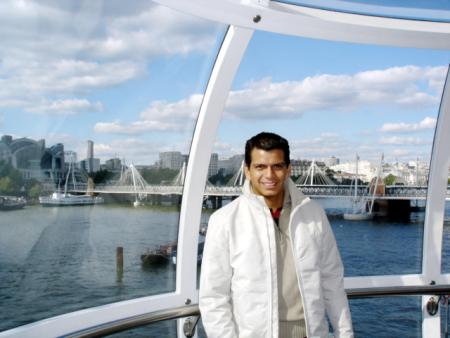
[208,153,219,177]
[83,140,100,173]
[80,158,100,173]
[159,151,184,170]
[218,154,244,175]
[325,156,340,167]
[0,135,64,181]
[104,158,122,171]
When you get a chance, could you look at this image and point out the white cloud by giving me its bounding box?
[380,117,436,133]
[94,120,183,134]
[224,66,444,119]
[94,65,445,134]
[25,98,103,115]
[379,136,429,145]
[0,1,218,113]
[95,95,202,134]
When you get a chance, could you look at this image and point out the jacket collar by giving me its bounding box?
[243,178,307,209]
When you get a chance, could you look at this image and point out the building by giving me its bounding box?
[218,154,244,175]
[0,135,64,181]
[104,158,122,171]
[325,156,340,167]
[159,151,184,170]
[208,153,219,177]
[83,140,100,173]
[80,158,100,173]
[87,140,94,159]
[290,159,316,177]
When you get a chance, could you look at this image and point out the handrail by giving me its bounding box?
[64,285,450,338]
[346,284,450,298]
[63,305,199,338]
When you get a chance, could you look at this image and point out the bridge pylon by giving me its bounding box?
[296,159,335,186]
[227,161,245,186]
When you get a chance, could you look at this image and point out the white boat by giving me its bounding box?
[343,154,373,221]
[39,158,104,207]
[343,211,373,221]
[39,192,104,206]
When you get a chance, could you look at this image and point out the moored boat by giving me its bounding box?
[0,196,26,211]
[343,211,373,221]
[141,242,177,266]
[39,192,104,206]
[141,236,206,266]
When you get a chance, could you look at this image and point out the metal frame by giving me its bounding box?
[422,67,450,337]
[154,0,450,49]
[52,285,450,337]
[2,0,450,337]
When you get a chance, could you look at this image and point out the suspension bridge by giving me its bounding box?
[71,161,450,201]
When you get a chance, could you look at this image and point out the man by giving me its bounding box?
[199,132,353,338]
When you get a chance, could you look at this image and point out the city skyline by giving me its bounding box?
[1,2,449,166]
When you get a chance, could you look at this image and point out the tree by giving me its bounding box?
[383,174,397,186]
[0,176,14,195]
[0,160,24,195]
[28,183,43,199]
[141,168,178,184]
[209,172,234,186]
[91,169,115,184]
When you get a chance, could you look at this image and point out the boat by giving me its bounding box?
[342,211,372,221]
[133,199,143,207]
[141,241,177,265]
[39,192,104,206]
[343,154,373,221]
[141,236,205,266]
[39,157,104,207]
[0,196,26,211]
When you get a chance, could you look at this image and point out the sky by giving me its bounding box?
[1,0,449,166]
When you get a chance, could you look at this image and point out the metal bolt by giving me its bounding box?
[185,298,191,305]
[253,15,261,23]
[427,296,439,316]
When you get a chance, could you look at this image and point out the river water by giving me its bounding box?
[0,200,449,337]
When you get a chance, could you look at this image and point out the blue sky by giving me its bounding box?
[0,0,449,165]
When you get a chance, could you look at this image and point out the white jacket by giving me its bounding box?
[199,179,353,338]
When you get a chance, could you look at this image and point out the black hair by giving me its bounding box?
[244,132,290,167]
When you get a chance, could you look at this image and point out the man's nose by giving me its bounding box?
[265,166,276,177]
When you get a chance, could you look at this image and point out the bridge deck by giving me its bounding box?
[68,184,450,201]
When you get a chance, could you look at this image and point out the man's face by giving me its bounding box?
[244,148,291,201]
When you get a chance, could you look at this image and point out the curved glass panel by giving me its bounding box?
[212,30,449,277]
[276,0,450,22]
[0,1,226,332]
[197,29,449,336]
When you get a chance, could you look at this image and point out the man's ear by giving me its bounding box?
[244,165,250,180]
[287,164,292,176]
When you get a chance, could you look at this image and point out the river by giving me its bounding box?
[0,201,449,337]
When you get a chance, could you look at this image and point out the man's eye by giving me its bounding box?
[255,165,266,170]
[273,164,285,170]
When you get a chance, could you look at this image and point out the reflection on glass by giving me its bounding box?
[0,1,225,332]
[197,29,449,335]
[212,30,449,276]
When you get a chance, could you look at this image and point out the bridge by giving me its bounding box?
[68,160,450,201]
[73,183,450,200]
